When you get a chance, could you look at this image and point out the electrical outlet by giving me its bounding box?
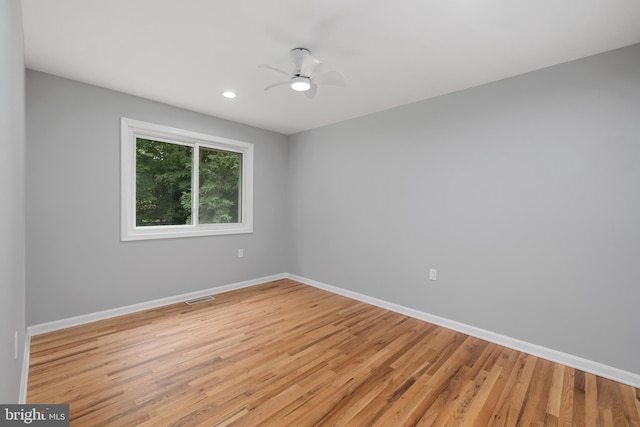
[238,249,244,258]
[429,268,437,281]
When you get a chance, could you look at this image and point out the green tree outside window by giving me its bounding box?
[136,138,241,227]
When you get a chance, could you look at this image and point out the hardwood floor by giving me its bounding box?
[28,279,640,426]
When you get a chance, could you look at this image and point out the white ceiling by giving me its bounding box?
[21,0,640,135]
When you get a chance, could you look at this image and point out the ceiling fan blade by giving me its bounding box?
[304,84,317,99]
[303,53,323,76]
[258,64,289,76]
[264,81,290,91]
[313,70,346,86]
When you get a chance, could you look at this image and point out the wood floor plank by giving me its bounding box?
[27,279,640,426]
[558,366,575,426]
[584,372,599,427]
[547,363,565,418]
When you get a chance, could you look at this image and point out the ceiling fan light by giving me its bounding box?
[290,77,311,92]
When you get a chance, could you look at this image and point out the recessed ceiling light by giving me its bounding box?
[222,91,237,99]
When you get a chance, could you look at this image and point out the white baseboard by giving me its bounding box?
[286,273,640,389]
[27,273,286,336]
[18,333,30,404]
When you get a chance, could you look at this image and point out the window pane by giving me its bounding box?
[136,138,193,226]
[199,147,241,224]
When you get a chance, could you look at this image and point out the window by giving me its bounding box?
[121,118,253,241]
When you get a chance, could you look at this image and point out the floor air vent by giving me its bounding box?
[185,296,214,305]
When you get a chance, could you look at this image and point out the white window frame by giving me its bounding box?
[121,117,253,241]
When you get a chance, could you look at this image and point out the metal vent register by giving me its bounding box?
[185,296,214,305]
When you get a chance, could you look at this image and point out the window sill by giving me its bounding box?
[121,224,253,241]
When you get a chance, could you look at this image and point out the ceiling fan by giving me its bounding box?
[259,48,346,99]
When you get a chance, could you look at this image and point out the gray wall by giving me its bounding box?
[0,0,26,403]
[26,71,289,325]
[288,44,640,374]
